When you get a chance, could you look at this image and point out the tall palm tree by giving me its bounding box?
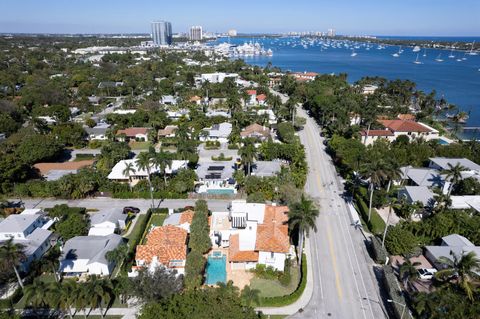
[72,282,89,319]
[85,276,113,319]
[24,278,51,308]
[240,285,260,307]
[361,158,388,221]
[435,251,480,301]
[288,194,319,268]
[385,158,402,193]
[382,197,401,247]
[42,247,61,283]
[153,149,172,185]
[0,238,26,289]
[47,281,74,319]
[443,163,466,195]
[122,162,136,191]
[238,139,257,175]
[136,152,155,209]
[399,259,421,291]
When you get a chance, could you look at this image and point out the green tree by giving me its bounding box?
[239,139,257,175]
[136,152,155,209]
[105,243,128,265]
[188,200,211,254]
[361,158,388,221]
[122,162,136,191]
[399,259,421,291]
[24,278,51,308]
[129,267,183,303]
[0,239,26,289]
[184,250,206,290]
[444,163,466,196]
[240,285,260,307]
[84,276,113,319]
[288,194,319,268]
[153,149,172,185]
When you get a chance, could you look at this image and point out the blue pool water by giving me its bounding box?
[207,189,235,195]
[205,254,227,285]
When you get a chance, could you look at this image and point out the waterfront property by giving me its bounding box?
[361,119,439,145]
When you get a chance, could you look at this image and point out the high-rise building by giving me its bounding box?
[327,28,336,37]
[227,29,237,37]
[189,26,203,41]
[151,21,172,46]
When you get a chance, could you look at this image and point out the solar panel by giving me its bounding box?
[206,173,222,179]
[208,166,225,171]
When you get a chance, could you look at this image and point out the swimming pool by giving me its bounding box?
[207,189,235,195]
[205,253,227,285]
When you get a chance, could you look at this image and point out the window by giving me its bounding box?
[270,252,274,259]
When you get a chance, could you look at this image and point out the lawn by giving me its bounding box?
[129,141,151,150]
[125,214,147,240]
[250,266,300,298]
[149,213,167,227]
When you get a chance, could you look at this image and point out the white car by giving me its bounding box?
[417,268,437,280]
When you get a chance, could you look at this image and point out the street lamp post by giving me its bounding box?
[387,299,406,319]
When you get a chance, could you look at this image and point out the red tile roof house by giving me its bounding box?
[115,127,150,142]
[256,94,267,106]
[246,90,257,106]
[360,120,439,145]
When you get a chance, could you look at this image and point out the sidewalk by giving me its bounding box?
[256,236,314,315]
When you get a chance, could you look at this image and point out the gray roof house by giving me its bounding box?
[425,234,480,270]
[195,161,237,194]
[88,209,127,236]
[0,212,54,272]
[85,124,110,141]
[400,167,445,188]
[429,157,480,172]
[398,186,436,207]
[59,234,123,276]
[251,161,282,177]
[202,122,232,141]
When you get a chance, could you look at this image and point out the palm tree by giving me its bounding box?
[240,285,260,307]
[72,283,89,319]
[42,247,61,283]
[122,162,136,191]
[85,276,113,319]
[136,152,155,209]
[217,280,239,297]
[433,189,452,214]
[24,278,51,308]
[385,159,402,193]
[47,281,74,319]
[346,172,363,199]
[0,238,26,289]
[399,259,421,291]
[288,194,319,268]
[361,159,388,221]
[238,139,257,175]
[381,197,401,247]
[443,163,466,195]
[153,149,172,185]
[435,251,480,301]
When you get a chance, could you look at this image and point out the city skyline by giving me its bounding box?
[1,0,480,36]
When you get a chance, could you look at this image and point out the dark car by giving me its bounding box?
[123,206,140,214]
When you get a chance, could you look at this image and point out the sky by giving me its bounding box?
[1,0,479,36]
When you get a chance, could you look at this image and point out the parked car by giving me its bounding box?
[417,268,437,280]
[123,206,140,214]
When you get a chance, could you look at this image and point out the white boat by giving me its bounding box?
[412,45,421,52]
[393,45,402,57]
[468,41,478,56]
[351,49,357,57]
[448,47,455,58]
[423,48,427,57]
[392,52,400,57]
[413,53,423,64]
[435,53,444,62]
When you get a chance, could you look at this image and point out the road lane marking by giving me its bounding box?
[326,222,344,300]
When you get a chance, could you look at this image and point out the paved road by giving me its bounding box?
[17,198,232,213]
[289,106,386,318]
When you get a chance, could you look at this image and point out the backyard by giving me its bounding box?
[250,265,300,298]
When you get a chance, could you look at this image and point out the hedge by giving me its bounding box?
[371,236,388,264]
[112,191,187,199]
[257,253,307,307]
[0,286,23,308]
[354,192,386,235]
[382,265,413,319]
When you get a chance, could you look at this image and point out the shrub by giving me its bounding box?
[278,259,292,286]
[354,190,386,234]
[371,236,388,264]
[384,225,419,256]
[251,264,279,280]
[382,265,413,319]
[212,153,233,161]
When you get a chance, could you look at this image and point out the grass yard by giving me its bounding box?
[149,213,167,227]
[125,214,147,240]
[250,266,300,298]
[129,141,151,150]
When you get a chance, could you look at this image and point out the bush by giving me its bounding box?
[112,191,188,199]
[371,236,388,264]
[354,189,386,234]
[278,259,292,286]
[384,225,419,256]
[251,264,279,280]
[258,254,307,307]
[212,153,233,161]
[0,287,23,308]
[382,265,413,319]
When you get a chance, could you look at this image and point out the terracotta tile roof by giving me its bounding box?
[229,234,259,262]
[240,123,270,138]
[135,225,187,265]
[379,120,431,133]
[157,125,178,137]
[189,95,202,101]
[34,160,94,175]
[246,90,257,95]
[179,210,195,224]
[397,114,416,121]
[116,127,149,137]
[360,129,394,137]
[256,94,267,101]
[255,205,290,253]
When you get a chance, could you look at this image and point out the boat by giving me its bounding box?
[448,47,455,58]
[413,45,421,52]
[413,53,423,64]
[468,41,478,56]
[423,48,427,57]
[351,49,357,57]
[393,45,402,57]
[435,53,444,62]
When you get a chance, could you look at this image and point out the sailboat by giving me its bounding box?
[468,41,478,56]
[423,48,427,57]
[435,53,444,62]
[413,45,421,52]
[448,47,455,58]
[413,53,423,64]
[392,45,401,57]
[351,49,357,57]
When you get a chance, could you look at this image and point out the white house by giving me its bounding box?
[198,72,239,84]
[161,95,178,105]
[195,161,237,194]
[246,90,257,106]
[201,122,232,143]
[85,124,110,141]
[59,234,123,276]
[115,127,150,142]
[0,210,54,271]
[108,159,188,186]
[88,209,127,236]
[361,120,439,145]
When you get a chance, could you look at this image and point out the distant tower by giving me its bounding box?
[189,26,203,41]
[151,21,172,45]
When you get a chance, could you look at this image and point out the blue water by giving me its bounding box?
[207,189,235,195]
[205,254,227,285]
[214,37,480,126]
